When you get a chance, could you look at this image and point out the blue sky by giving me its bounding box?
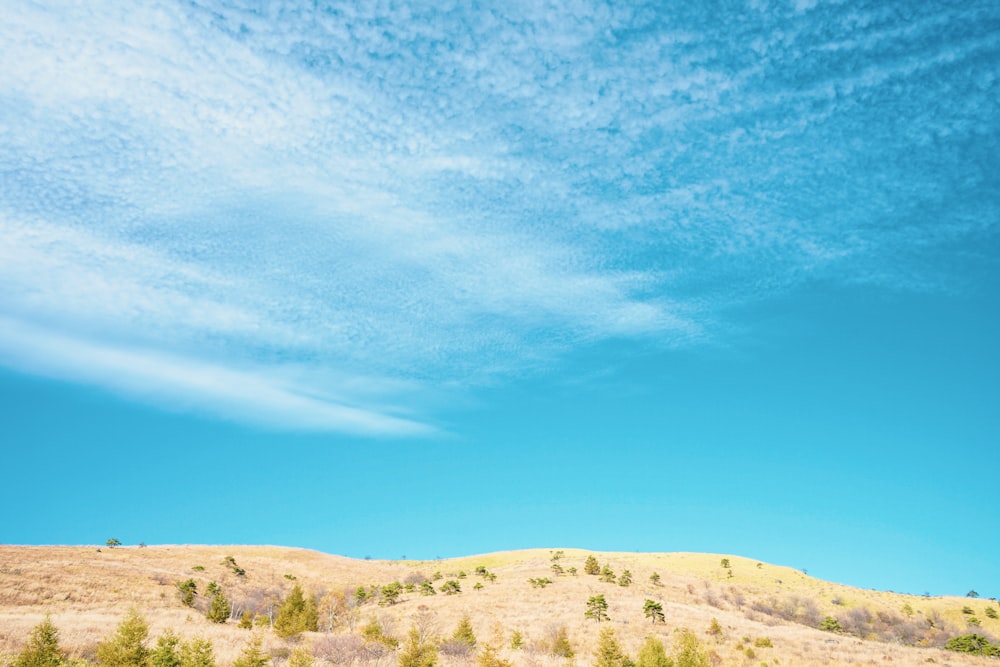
[1,1,997,598]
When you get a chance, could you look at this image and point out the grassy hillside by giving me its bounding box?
[1,545,997,666]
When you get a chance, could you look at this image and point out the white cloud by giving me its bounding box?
[0,317,430,436]
[0,0,995,432]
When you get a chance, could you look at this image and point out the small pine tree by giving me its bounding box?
[362,619,399,648]
[96,610,150,667]
[819,617,842,633]
[636,636,671,667]
[643,600,665,624]
[287,647,313,667]
[303,593,319,631]
[439,580,461,595]
[476,628,511,667]
[179,638,214,667]
[584,555,600,575]
[205,589,230,624]
[398,628,437,667]
[232,636,268,667]
[274,584,318,638]
[149,632,180,667]
[649,573,662,586]
[452,615,476,648]
[175,580,197,608]
[380,582,403,606]
[551,627,573,658]
[599,566,616,583]
[238,612,253,630]
[509,631,523,650]
[672,630,708,667]
[594,627,629,667]
[586,595,610,623]
[15,617,66,667]
[618,570,632,587]
[420,581,436,596]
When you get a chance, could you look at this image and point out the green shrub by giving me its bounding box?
[944,634,1000,656]
[618,570,632,587]
[452,615,476,648]
[985,607,998,619]
[222,556,245,577]
[439,580,461,595]
[205,588,229,624]
[672,629,709,667]
[584,556,600,575]
[150,632,180,667]
[232,636,268,667]
[398,628,436,667]
[380,582,402,606]
[287,648,312,667]
[96,610,150,667]
[274,585,318,638]
[753,637,772,648]
[635,636,669,667]
[15,617,66,667]
[819,617,842,633]
[175,580,197,607]
[962,606,974,614]
[551,626,573,658]
[593,627,629,667]
[361,619,398,649]
[179,638,214,667]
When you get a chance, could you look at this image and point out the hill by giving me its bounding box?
[1,545,997,666]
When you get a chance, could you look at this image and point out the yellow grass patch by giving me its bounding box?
[0,545,995,667]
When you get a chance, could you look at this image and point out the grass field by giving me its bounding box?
[1,545,997,666]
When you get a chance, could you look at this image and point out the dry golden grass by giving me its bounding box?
[0,545,996,667]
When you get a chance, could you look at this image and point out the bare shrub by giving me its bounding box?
[838,607,873,638]
[315,634,365,665]
[438,639,474,658]
[724,586,745,610]
[702,587,723,609]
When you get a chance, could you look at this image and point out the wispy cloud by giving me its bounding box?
[1,0,996,432]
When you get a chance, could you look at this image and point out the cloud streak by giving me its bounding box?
[1,0,997,432]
